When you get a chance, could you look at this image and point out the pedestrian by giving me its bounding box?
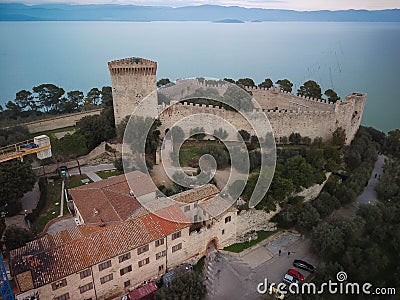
[288,251,291,256]
[279,249,281,256]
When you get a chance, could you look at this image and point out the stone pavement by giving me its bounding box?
[85,171,102,182]
[46,217,76,235]
[205,231,317,300]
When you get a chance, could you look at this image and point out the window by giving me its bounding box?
[119,252,131,263]
[52,279,67,290]
[80,269,91,279]
[194,202,198,208]
[159,265,164,272]
[137,244,149,255]
[100,274,113,284]
[155,238,164,247]
[172,231,181,240]
[225,216,232,223]
[79,283,93,294]
[124,280,131,288]
[98,260,111,271]
[172,243,182,253]
[222,229,225,235]
[156,250,166,260]
[138,257,150,268]
[194,215,198,222]
[120,265,132,276]
[184,205,190,212]
[54,293,70,300]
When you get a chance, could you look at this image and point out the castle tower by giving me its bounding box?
[334,92,367,144]
[108,57,157,127]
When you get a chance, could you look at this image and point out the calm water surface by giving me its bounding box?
[0,21,399,131]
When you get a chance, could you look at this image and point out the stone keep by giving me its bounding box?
[108,57,158,126]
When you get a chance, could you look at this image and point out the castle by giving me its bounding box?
[108,57,366,145]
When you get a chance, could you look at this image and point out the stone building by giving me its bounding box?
[108,57,366,145]
[11,173,236,300]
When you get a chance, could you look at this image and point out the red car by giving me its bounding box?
[287,268,305,281]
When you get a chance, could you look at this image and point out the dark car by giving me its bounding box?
[293,259,315,273]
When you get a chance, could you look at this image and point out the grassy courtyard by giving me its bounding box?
[223,230,280,253]
[96,169,122,179]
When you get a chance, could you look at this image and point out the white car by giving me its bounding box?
[282,273,300,286]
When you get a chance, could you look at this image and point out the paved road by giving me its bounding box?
[68,163,115,176]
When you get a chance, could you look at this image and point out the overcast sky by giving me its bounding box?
[2,0,399,11]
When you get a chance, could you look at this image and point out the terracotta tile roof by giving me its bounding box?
[10,206,189,289]
[171,184,219,204]
[69,171,155,224]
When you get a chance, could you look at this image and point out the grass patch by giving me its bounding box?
[178,140,226,167]
[66,175,92,189]
[96,169,121,179]
[193,256,206,276]
[32,180,67,234]
[223,230,280,253]
[30,126,76,139]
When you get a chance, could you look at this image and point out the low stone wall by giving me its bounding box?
[295,172,331,202]
[22,109,102,133]
[236,208,278,242]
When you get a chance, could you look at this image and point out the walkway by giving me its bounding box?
[334,154,386,217]
[356,154,386,205]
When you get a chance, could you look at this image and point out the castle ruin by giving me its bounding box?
[108,57,366,145]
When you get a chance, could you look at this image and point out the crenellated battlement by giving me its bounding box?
[108,57,157,76]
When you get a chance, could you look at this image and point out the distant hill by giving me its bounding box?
[213,19,244,23]
[0,3,399,22]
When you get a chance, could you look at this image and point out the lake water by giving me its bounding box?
[0,21,399,132]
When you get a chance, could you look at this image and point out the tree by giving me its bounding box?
[60,90,84,113]
[157,78,171,87]
[222,85,254,112]
[236,78,255,87]
[32,83,65,112]
[289,132,302,145]
[297,204,321,231]
[297,80,322,99]
[324,89,340,102]
[85,87,101,105]
[223,78,235,83]
[101,86,115,126]
[155,271,206,300]
[15,90,34,111]
[301,136,312,145]
[258,78,273,89]
[190,127,206,141]
[238,129,250,142]
[4,226,34,250]
[5,101,21,118]
[280,136,288,144]
[275,79,293,93]
[171,126,185,144]
[0,160,36,216]
[213,128,228,141]
[77,115,115,150]
[332,127,346,147]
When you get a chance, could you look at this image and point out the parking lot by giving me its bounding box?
[205,232,319,299]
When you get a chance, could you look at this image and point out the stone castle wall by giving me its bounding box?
[159,101,337,142]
